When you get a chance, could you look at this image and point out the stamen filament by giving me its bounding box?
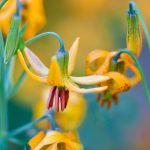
[113,49,150,105]
[130,1,150,50]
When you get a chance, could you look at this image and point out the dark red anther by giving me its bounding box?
[107,100,112,109]
[47,86,56,109]
[60,89,66,111]
[112,95,119,105]
[55,87,60,112]
[65,90,69,108]
[96,93,101,101]
[100,99,105,106]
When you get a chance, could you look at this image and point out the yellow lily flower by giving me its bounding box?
[86,49,141,109]
[86,5,142,109]
[0,0,46,39]
[28,130,83,150]
[17,38,110,111]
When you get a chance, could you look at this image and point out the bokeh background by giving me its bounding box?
[9,0,150,149]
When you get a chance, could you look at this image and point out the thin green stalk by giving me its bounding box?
[0,30,8,150]
[25,32,65,51]
[113,49,150,105]
[9,112,55,138]
[130,1,150,49]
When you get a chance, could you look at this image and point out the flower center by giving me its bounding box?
[47,86,69,112]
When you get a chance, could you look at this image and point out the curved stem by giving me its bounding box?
[130,1,150,49]
[8,111,55,138]
[25,32,65,51]
[113,49,150,105]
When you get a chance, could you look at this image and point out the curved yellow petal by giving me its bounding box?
[17,50,48,83]
[64,78,108,93]
[71,75,110,85]
[86,49,109,75]
[68,37,80,75]
[28,131,45,149]
[125,61,141,86]
[32,131,83,150]
[24,47,49,76]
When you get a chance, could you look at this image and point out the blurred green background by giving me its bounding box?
[10,0,150,149]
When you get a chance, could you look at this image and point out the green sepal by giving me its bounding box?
[4,15,21,64]
[110,60,125,73]
[56,49,69,75]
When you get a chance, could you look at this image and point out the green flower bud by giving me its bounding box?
[4,14,20,64]
[127,3,142,57]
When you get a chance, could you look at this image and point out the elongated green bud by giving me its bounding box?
[127,3,142,57]
[4,14,20,64]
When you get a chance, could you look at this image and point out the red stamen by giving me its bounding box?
[112,95,119,104]
[96,93,101,101]
[47,86,56,109]
[107,100,112,109]
[59,89,65,111]
[100,99,105,106]
[55,87,60,112]
[65,90,69,108]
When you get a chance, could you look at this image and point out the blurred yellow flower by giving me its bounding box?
[33,89,86,131]
[54,92,86,131]
[18,38,109,111]
[0,0,46,39]
[28,130,83,150]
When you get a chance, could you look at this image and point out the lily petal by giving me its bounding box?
[17,50,48,83]
[28,131,45,149]
[68,37,80,75]
[125,61,141,86]
[71,75,110,85]
[24,47,49,76]
[64,78,108,93]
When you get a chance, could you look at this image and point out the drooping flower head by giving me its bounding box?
[86,3,142,109]
[18,36,110,111]
[0,0,46,39]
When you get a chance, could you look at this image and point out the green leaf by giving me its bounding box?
[0,29,4,57]
[4,15,20,64]
[0,0,7,9]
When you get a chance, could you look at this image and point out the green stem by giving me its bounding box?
[130,1,150,49]
[0,0,7,9]
[0,31,8,150]
[113,49,150,105]
[9,112,55,138]
[25,32,65,51]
